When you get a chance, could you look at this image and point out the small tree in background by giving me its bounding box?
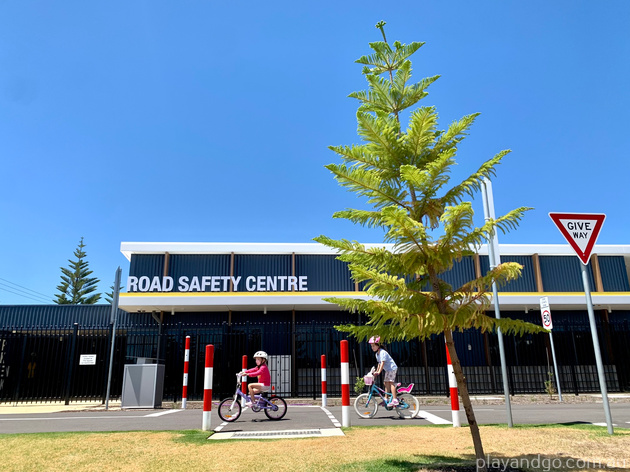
[315,22,545,469]
[104,282,124,304]
[54,237,101,304]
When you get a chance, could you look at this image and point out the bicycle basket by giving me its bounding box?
[363,375,373,385]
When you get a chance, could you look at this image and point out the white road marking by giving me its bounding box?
[320,406,342,428]
[144,410,183,417]
[0,415,145,421]
[416,410,452,425]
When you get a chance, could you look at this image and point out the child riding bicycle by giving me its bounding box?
[240,350,271,407]
[369,336,398,406]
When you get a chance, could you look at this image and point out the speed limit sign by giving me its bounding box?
[540,297,553,330]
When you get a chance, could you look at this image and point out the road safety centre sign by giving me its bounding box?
[127,275,309,293]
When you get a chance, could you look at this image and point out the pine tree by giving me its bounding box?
[315,21,545,469]
[104,282,124,304]
[54,237,101,304]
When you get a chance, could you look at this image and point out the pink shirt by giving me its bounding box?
[245,364,271,386]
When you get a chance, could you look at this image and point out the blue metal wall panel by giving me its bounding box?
[0,305,139,328]
[539,256,595,292]
[598,256,630,292]
[480,255,537,292]
[129,254,165,278]
[233,255,292,291]
[295,255,355,291]
[438,257,475,290]
[168,255,231,292]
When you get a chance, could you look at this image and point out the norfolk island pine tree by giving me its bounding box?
[54,237,101,304]
[314,22,545,470]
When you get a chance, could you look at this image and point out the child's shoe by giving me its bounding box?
[389,398,399,406]
[245,401,253,407]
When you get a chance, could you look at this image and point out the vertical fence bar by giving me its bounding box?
[182,336,190,409]
[64,323,79,405]
[321,354,327,407]
[202,344,214,431]
[340,340,350,427]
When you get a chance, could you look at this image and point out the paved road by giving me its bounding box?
[1,402,628,435]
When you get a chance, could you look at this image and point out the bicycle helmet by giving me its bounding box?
[368,336,380,344]
[253,350,268,359]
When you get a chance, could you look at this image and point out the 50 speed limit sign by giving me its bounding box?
[539,297,553,330]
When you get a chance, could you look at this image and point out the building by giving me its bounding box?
[1,241,629,404]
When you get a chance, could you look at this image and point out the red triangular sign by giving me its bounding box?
[549,212,606,265]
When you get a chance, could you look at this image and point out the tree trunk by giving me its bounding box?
[445,329,487,472]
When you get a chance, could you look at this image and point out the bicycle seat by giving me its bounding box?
[397,383,414,394]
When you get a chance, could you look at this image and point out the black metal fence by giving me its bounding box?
[2,316,630,404]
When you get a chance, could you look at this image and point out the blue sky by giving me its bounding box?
[1,2,629,304]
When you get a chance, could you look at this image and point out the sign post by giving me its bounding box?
[539,296,562,402]
[549,212,612,434]
[481,178,513,427]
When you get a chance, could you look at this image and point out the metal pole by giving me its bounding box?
[548,332,563,402]
[105,267,122,410]
[481,178,513,427]
[581,263,614,434]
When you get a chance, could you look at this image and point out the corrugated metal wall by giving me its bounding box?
[0,305,136,328]
[438,257,476,290]
[295,255,355,291]
[168,254,231,292]
[480,255,537,292]
[599,256,630,292]
[234,255,292,283]
[539,256,595,291]
[129,254,165,279]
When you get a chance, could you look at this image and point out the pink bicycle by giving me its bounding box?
[354,368,419,419]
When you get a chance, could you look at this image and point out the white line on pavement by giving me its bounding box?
[416,410,452,425]
[144,410,183,417]
[0,416,145,421]
[320,406,342,428]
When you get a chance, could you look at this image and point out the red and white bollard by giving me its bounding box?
[202,344,214,431]
[321,354,327,407]
[340,340,350,427]
[181,336,190,409]
[445,340,461,427]
[241,355,248,406]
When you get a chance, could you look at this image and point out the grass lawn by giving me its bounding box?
[1,424,628,472]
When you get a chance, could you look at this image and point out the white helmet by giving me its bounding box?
[253,350,268,359]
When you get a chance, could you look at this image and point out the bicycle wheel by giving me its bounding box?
[218,397,242,422]
[264,396,287,420]
[354,393,378,419]
[395,393,419,419]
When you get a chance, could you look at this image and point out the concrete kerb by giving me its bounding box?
[2,394,630,415]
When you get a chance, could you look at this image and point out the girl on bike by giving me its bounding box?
[369,336,399,406]
[240,350,271,407]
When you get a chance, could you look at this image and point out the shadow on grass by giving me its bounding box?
[344,452,630,472]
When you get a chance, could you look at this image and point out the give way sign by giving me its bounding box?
[549,212,606,265]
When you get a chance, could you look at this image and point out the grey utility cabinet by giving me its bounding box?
[121,363,165,408]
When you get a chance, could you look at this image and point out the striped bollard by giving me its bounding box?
[445,341,461,427]
[241,355,248,407]
[181,336,190,409]
[202,344,214,431]
[340,340,350,427]
[321,354,327,407]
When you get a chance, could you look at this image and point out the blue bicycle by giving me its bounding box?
[218,373,287,422]
[354,368,419,419]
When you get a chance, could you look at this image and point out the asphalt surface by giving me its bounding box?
[1,402,629,435]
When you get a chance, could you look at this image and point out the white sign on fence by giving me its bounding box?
[79,354,97,365]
